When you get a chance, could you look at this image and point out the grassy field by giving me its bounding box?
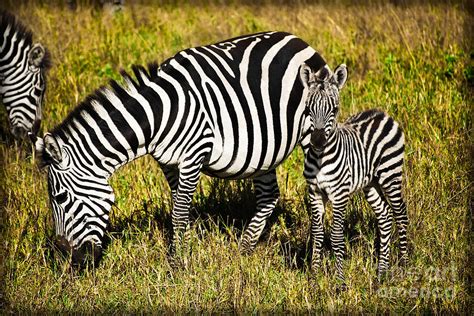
[1,1,472,313]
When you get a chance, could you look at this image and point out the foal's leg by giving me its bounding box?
[363,184,393,280]
[308,186,328,273]
[330,191,350,288]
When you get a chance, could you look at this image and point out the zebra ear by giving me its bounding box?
[29,132,62,167]
[28,43,46,68]
[333,64,348,90]
[299,63,314,89]
[44,133,63,163]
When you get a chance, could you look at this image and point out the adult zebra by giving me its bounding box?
[1,10,50,140]
[31,31,342,266]
[300,65,407,286]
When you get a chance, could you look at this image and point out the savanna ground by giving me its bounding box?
[0,0,472,313]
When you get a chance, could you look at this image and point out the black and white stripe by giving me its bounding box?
[32,31,343,265]
[300,65,407,285]
[0,10,50,139]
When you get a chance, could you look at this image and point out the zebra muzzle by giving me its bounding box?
[54,236,102,268]
[310,128,327,150]
[11,125,28,140]
[71,241,103,268]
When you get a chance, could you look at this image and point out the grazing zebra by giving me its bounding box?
[31,31,343,266]
[300,64,408,286]
[0,10,50,140]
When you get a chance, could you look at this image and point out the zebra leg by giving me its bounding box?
[308,186,327,273]
[170,157,204,261]
[363,185,393,280]
[240,170,280,254]
[330,193,349,288]
[160,164,179,203]
[381,178,408,266]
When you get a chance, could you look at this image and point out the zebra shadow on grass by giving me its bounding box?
[101,177,310,269]
[103,178,282,260]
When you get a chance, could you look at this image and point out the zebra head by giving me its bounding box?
[2,43,49,139]
[31,133,115,267]
[0,11,51,139]
[300,63,347,152]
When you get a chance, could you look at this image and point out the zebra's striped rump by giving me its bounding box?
[302,66,407,286]
[1,10,51,140]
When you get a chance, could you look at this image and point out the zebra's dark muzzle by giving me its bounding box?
[310,128,327,151]
[11,125,28,140]
[71,241,103,268]
[54,236,102,268]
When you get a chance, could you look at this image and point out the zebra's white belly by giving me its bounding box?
[203,148,287,179]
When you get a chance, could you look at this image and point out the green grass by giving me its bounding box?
[1,1,472,313]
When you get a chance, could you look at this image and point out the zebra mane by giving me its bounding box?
[0,10,51,70]
[51,62,158,136]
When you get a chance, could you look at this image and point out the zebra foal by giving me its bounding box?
[300,65,408,286]
[0,10,50,139]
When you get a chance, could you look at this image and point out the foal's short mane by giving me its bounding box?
[0,10,51,70]
[51,62,159,136]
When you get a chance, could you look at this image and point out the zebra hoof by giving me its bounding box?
[239,240,255,255]
[399,255,408,267]
[310,264,322,276]
[167,250,185,270]
[336,282,347,294]
[377,270,389,283]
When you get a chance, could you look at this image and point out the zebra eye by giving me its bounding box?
[55,191,68,204]
[33,88,42,97]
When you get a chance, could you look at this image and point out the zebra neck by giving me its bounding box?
[52,72,185,178]
[0,29,25,67]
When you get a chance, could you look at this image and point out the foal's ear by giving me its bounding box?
[29,132,62,168]
[299,63,314,89]
[333,64,348,90]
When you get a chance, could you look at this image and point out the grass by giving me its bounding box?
[1,1,472,313]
